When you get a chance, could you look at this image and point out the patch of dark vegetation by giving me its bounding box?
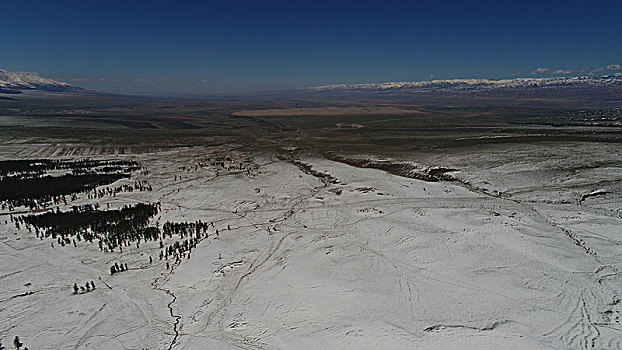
[184,153,258,175]
[326,154,438,182]
[0,159,61,179]
[73,281,96,294]
[6,335,27,350]
[328,188,343,195]
[355,187,377,193]
[87,181,152,200]
[13,204,221,271]
[292,160,339,185]
[17,203,161,252]
[158,221,214,269]
[0,158,141,179]
[1,173,129,208]
[427,167,458,177]
[162,221,211,238]
[9,291,35,300]
[424,320,508,332]
[88,118,160,129]
[508,107,622,128]
[110,262,129,275]
[0,158,146,209]
[544,219,598,257]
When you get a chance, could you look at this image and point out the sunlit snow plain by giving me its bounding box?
[1,142,621,350]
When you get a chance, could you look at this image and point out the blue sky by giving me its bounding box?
[1,0,621,94]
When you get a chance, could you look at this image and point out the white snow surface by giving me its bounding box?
[310,75,622,93]
[0,68,75,91]
[1,143,622,349]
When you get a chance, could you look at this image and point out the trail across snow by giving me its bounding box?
[1,143,622,349]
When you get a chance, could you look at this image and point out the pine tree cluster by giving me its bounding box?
[0,158,146,209]
[17,203,161,251]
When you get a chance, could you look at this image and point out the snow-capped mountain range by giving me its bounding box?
[0,68,80,93]
[2,66,622,100]
[310,75,622,93]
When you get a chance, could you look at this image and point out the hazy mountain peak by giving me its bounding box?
[0,68,80,93]
[310,75,622,93]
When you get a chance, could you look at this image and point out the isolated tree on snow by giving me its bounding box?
[73,283,79,294]
[13,336,22,349]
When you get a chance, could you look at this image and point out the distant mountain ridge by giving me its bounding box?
[0,68,81,93]
[310,75,622,93]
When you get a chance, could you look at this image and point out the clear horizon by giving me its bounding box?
[2,0,621,94]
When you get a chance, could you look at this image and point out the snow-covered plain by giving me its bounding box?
[1,142,621,349]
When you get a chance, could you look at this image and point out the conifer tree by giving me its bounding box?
[13,336,22,349]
